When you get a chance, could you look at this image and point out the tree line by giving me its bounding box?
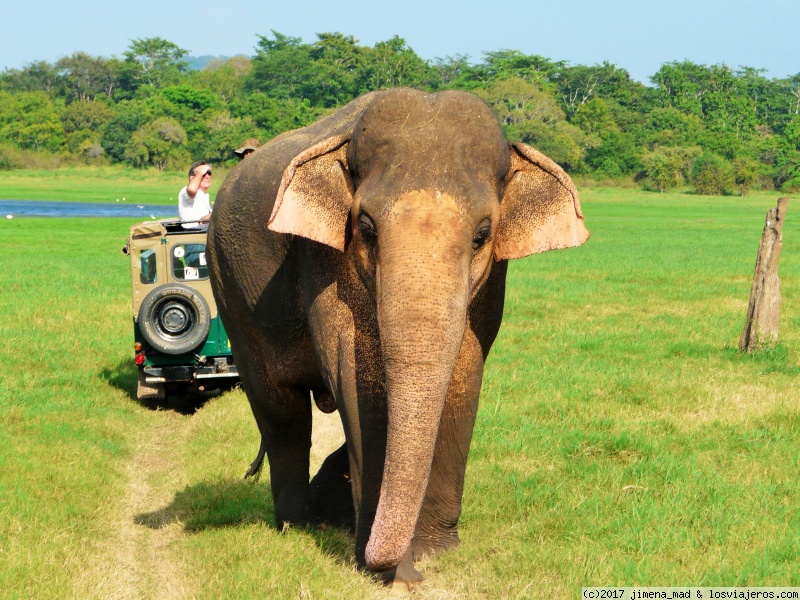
[2,32,800,195]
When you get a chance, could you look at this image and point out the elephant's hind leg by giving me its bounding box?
[310,443,355,529]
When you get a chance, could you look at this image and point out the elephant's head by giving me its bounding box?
[267,89,588,571]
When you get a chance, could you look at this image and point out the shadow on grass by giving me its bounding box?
[723,342,800,375]
[100,359,224,415]
[134,478,355,565]
[101,359,138,400]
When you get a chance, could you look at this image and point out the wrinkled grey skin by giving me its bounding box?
[207,88,588,590]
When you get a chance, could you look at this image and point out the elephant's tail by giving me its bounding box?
[243,438,267,482]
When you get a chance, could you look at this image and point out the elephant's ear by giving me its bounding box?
[494,142,589,261]
[268,135,353,251]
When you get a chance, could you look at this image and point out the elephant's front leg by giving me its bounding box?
[412,328,484,558]
[264,393,314,526]
[245,375,314,526]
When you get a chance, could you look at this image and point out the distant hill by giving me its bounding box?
[186,55,236,71]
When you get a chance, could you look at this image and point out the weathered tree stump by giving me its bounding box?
[739,197,788,352]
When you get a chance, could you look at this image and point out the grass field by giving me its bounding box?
[0,177,798,598]
[0,166,224,205]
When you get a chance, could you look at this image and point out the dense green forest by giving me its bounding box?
[2,32,800,194]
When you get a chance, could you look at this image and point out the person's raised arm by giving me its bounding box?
[186,164,211,198]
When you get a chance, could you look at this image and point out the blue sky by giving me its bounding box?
[3,0,798,84]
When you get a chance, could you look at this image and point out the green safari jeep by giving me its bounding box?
[122,219,238,400]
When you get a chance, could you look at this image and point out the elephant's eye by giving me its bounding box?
[358,213,377,246]
[472,220,492,252]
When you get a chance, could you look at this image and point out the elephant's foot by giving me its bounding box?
[374,534,457,592]
[376,551,423,593]
[274,507,315,529]
[273,480,316,528]
[310,443,355,529]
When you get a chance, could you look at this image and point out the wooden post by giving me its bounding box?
[739,197,788,352]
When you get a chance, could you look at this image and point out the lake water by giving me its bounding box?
[0,199,178,219]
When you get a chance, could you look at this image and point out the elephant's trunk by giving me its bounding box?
[364,193,470,571]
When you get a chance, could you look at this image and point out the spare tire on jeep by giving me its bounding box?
[138,283,211,355]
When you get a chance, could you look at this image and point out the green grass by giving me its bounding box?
[0,184,798,598]
[0,166,227,204]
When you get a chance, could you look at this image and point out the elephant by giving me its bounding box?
[206,88,589,590]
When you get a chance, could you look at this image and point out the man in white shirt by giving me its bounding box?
[178,161,213,229]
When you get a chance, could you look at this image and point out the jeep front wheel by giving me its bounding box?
[138,284,211,355]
